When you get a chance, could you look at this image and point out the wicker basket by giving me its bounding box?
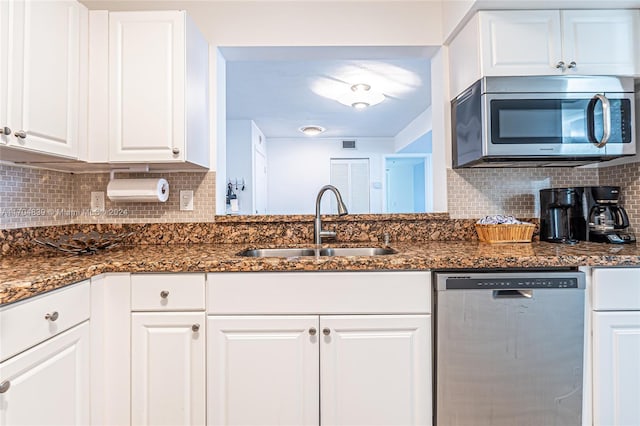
[475,223,535,243]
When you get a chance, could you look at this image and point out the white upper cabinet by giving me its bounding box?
[479,10,563,76]
[1,0,87,159]
[107,11,209,167]
[449,9,640,97]
[561,10,638,76]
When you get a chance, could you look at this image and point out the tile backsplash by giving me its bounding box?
[446,167,600,219]
[2,161,639,234]
[1,165,74,228]
[599,162,640,234]
[1,164,215,229]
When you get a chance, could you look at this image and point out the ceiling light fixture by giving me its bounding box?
[337,83,385,109]
[299,125,326,136]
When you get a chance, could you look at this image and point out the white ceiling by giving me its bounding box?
[222,46,436,139]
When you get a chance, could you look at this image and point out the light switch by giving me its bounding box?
[180,190,194,211]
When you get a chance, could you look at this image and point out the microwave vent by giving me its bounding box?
[342,140,356,150]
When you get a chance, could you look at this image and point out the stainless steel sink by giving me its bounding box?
[318,247,396,256]
[238,248,318,258]
[238,247,396,258]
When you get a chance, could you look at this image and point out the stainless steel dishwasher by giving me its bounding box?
[434,271,586,426]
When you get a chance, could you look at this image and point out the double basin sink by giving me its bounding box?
[239,247,397,258]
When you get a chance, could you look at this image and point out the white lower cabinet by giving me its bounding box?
[0,280,90,425]
[131,312,206,426]
[591,267,640,426]
[208,314,430,426]
[207,271,432,426]
[130,273,206,426]
[0,322,90,425]
[208,315,320,425]
[320,315,430,426]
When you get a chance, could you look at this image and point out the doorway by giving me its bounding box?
[384,155,432,213]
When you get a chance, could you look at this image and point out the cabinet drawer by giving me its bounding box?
[207,271,431,314]
[131,273,205,311]
[593,268,640,311]
[0,281,90,362]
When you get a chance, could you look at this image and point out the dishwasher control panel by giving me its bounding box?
[435,271,585,290]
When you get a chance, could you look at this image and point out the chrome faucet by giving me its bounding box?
[314,185,348,245]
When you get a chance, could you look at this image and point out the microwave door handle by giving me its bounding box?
[587,94,611,148]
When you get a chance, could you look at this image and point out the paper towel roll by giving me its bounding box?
[107,178,170,202]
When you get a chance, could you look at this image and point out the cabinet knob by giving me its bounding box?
[308,327,317,336]
[555,61,566,71]
[192,324,200,332]
[567,61,577,69]
[172,147,180,155]
[160,290,169,299]
[1,126,10,136]
[322,328,331,336]
[45,311,59,322]
[14,130,26,139]
[0,381,10,394]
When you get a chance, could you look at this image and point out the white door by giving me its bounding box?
[254,147,268,214]
[593,311,640,426]
[131,312,205,426]
[208,315,320,426]
[6,0,82,158]
[320,315,431,426]
[109,11,185,162]
[480,10,563,76]
[0,322,90,425]
[562,10,638,76]
[330,158,370,214]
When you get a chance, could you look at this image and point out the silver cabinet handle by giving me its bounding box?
[567,61,577,69]
[555,61,566,71]
[14,130,26,139]
[0,381,10,393]
[45,311,59,322]
[172,147,180,155]
[309,327,317,336]
[322,328,331,336]
[160,290,169,299]
[1,126,10,136]
[192,324,200,332]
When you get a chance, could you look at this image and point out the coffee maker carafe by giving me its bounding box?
[585,186,636,244]
[539,188,586,244]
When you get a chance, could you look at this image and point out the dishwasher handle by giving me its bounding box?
[493,289,533,299]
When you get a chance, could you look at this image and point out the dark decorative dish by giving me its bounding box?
[34,231,134,255]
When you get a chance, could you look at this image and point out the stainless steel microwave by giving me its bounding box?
[451,76,636,168]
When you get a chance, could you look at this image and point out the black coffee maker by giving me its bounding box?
[584,186,636,244]
[539,188,586,244]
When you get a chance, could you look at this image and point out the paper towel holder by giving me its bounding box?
[109,165,150,181]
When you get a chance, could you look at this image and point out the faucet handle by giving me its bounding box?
[319,230,337,240]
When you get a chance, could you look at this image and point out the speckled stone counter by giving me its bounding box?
[2,241,639,306]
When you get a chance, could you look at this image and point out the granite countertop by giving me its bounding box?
[2,241,640,306]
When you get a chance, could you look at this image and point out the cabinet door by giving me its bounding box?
[6,0,81,158]
[0,322,90,425]
[320,315,431,426]
[0,0,8,147]
[109,11,185,162]
[479,10,562,76]
[131,312,205,426]
[562,10,638,76]
[208,315,319,426]
[593,311,640,426]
